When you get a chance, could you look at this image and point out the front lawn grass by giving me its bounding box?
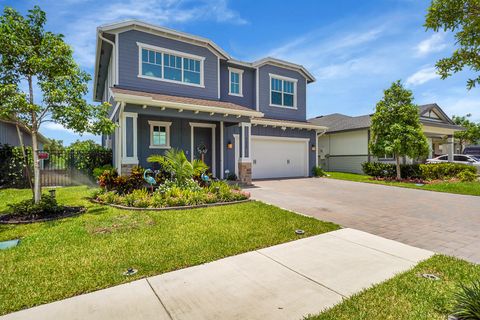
[0,186,339,315]
[306,255,480,320]
[326,171,480,196]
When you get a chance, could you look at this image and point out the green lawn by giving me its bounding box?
[0,186,339,315]
[307,255,480,320]
[326,171,480,196]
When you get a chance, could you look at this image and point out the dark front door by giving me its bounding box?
[193,127,212,171]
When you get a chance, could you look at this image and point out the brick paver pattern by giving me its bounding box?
[248,178,480,264]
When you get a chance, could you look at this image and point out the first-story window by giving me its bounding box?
[270,75,297,108]
[148,121,172,149]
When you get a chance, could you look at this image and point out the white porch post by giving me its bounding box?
[427,137,433,159]
[220,121,224,179]
[447,135,454,162]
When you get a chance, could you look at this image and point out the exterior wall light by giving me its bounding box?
[227,141,233,149]
[311,144,316,151]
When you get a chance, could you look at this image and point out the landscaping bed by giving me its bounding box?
[0,206,85,224]
[306,255,480,320]
[325,172,480,196]
[0,186,340,315]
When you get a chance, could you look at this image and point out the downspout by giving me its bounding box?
[98,31,116,88]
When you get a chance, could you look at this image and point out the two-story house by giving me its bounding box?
[94,20,326,183]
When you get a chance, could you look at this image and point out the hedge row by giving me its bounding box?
[361,161,477,181]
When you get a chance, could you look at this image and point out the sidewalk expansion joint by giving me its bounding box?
[145,278,174,320]
[255,250,346,298]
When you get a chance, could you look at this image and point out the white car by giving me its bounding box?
[426,154,480,169]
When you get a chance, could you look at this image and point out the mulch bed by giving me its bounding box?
[0,206,86,224]
[370,177,428,184]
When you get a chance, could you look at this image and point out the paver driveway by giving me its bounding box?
[249,178,480,264]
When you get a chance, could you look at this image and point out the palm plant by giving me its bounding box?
[452,280,480,320]
[147,149,209,185]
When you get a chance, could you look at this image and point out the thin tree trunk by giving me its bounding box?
[28,75,41,204]
[15,123,34,195]
[395,154,401,180]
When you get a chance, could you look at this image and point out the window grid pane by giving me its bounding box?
[152,126,167,146]
[271,77,294,107]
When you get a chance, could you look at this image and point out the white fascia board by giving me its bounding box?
[98,20,230,60]
[252,57,316,82]
[92,35,102,101]
[113,92,264,118]
[251,118,327,131]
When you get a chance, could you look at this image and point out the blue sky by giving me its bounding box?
[3,0,480,145]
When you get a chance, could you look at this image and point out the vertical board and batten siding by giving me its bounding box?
[118,30,219,100]
[258,64,307,122]
[318,129,369,174]
[219,61,256,109]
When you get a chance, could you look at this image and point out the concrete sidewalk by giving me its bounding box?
[1,229,433,320]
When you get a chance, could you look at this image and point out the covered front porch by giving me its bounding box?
[108,88,263,182]
[423,124,463,161]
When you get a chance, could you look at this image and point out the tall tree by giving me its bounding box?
[0,6,114,203]
[369,81,430,180]
[452,114,480,151]
[425,0,480,89]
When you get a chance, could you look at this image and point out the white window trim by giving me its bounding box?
[269,73,298,109]
[148,120,172,149]
[122,112,138,164]
[137,42,205,88]
[228,67,244,97]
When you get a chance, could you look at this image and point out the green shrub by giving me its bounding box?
[312,166,327,177]
[7,195,63,218]
[452,280,480,320]
[458,170,478,182]
[93,165,113,180]
[361,162,422,179]
[420,163,477,181]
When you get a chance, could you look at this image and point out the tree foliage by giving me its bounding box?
[425,0,480,89]
[452,114,480,150]
[369,81,430,179]
[0,6,115,202]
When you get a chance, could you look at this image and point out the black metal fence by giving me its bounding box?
[0,145,112,188]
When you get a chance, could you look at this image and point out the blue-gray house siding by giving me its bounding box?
[258,64,307,121]
[219,61,255,109]
[118,30,219,100]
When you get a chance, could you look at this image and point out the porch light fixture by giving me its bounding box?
[281,126,287,131]
[311,144,316,151]
[227,141,233,149]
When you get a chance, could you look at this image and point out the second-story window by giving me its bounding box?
[138,42,205,87]
[228,67,243,97]
[270,74,297,108]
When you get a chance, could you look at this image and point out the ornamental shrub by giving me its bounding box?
[7,194,63,218]
[420,163,477,180]
[458,170,478,182]
[361,162,422,179]
[312,166,327,177]
[452,280,480,320]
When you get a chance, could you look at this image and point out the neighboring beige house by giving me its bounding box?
[309,104,464,174]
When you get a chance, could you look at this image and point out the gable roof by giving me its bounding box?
[309,104,461,133]
[94,20,316,100]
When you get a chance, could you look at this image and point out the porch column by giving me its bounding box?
[446,135,454,162]
[427,137,433,159]
[121,111,138,175]
[238,122,252,184]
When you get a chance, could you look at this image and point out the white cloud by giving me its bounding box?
[406,66,439,86]
[42,122,96,138]
[415,33,447,57]
[63,0,246,67]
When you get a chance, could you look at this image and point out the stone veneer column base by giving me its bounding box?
[238,161,252,185]
[121,163,137,176]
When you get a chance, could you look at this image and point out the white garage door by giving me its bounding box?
[251,136,309,179]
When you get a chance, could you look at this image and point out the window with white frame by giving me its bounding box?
[228,67,243,96]
[148,121,172,149]
[138,43,204,86]
[270,74,297,108]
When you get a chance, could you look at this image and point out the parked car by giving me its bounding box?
[463,146,480,157]
[426,154,480,169]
